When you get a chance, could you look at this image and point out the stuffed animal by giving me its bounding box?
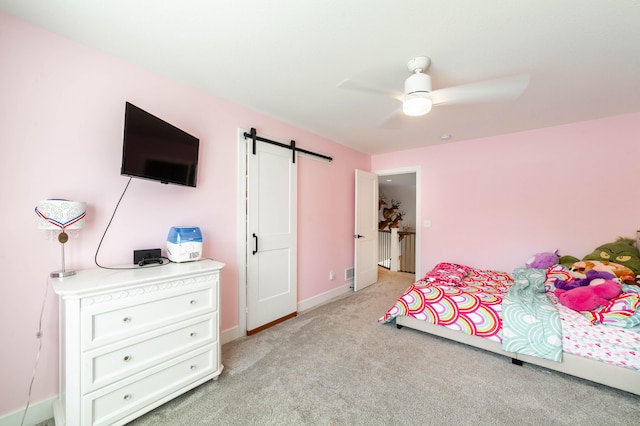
[525,250,559,269]
[554,269,615,291]
[554,280,622,312]
[569,260,635,283]
[559,237,640,285]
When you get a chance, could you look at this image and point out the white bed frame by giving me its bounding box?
[395,315,640,396]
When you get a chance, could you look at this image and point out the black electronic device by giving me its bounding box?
[133,248,162,265]
[121,102,199,187]
[138,257,164,266]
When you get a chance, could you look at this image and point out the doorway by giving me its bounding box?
[375,167,421,280]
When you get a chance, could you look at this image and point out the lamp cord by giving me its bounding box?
[20,278,49,426]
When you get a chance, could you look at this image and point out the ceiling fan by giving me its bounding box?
[338,56,530,117]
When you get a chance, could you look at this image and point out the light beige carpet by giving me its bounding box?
[124,267,639,426]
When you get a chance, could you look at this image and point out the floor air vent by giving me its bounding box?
[345,267,354,281]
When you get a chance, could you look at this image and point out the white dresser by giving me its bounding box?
[51,259,225,426]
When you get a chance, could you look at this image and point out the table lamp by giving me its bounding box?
[35,199,86,278]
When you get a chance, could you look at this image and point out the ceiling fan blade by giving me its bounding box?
[377,108,405,129]
[337,79,403,101]
[431,74,530,105]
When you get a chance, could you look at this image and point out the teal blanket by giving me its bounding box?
[501,268,563,362]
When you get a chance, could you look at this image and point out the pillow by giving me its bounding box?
[465,268,512,284]
[420,262,470,286]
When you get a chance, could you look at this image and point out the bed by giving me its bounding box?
[379,262,640,396]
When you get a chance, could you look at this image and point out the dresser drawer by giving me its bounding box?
[53,260,224,426]
[83,286,215,348]
[84,314,217,392]
[84,345,217,426]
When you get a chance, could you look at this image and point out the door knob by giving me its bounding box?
[353,234,364,239]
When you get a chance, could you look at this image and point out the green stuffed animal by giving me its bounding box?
[559,237,640,277]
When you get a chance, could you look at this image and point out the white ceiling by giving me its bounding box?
[2,1,640,155]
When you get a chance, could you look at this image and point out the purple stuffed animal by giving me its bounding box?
[525,250,559,269]
[554,269,615,291]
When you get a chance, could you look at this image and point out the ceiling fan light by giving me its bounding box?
[403,92,432,116]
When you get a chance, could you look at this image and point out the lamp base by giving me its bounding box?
[50,270,76,278]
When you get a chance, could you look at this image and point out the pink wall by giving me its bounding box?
[3,10,639,420]
[373,112,640,275]
[298,144,369,300]
[0,13,369,416]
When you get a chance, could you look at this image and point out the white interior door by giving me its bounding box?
[247,140,297,332]
[354,169,378,291]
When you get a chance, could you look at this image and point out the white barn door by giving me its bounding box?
[246,140,297,333]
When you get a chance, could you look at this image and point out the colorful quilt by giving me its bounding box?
[501,268,563,362]
[380,262,640,368]
[584,285,640,328]
[550,292,640,370]
[379,263,512,342]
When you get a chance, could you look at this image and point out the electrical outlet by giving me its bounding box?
[133,248,162,265]
[329,271,335,281]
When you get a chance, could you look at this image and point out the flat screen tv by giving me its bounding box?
[121,102,199,187]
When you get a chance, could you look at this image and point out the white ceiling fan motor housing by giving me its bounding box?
[404,72,432,95]
[403,72,433,116]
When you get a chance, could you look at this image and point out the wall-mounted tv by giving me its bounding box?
[121,102,199,187]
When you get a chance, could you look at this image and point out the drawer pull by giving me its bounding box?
[190,365,197,370]
[123,394,132,401]
[190,332,197,337]
[122,316,132,323]
[190,300,197,305]
[123,355,132,362]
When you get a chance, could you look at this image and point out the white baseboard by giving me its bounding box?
[220,283,353,346]
[0,396,55,426]
[221,325,243,345]
[297,282,353,313]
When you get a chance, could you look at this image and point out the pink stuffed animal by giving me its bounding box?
[554,280,622,312]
